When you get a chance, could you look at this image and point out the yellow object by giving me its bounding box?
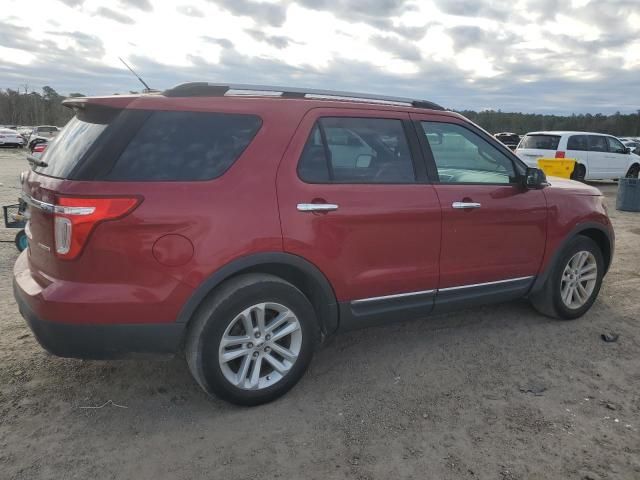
[537,158,577,179]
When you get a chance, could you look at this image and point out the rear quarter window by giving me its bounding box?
[102,111,262,181]
[519,135,560,150]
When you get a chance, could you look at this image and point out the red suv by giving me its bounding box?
[14,83,614,405]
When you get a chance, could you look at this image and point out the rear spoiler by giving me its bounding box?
[62,95,141,110]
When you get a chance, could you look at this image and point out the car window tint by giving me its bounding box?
[298,117,416,183]
[589,135,608,152]
[421,122,516,184]
[606,137,626,154]
[567,135,589,151]
[519,134,560,150]
[104,111,261,181]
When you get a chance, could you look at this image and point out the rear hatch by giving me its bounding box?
[515,134,561,167]
[23,101,144,279]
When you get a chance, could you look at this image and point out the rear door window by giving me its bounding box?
[519,134,560,150]
[567,135,588,151]
[589,135,608,152]
[298,117,416,183]
[103,111,262,181]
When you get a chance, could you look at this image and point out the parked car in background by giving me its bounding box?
[622,140,640,155]
[516,131,640,180]
[15,84,615,406]
[494,132,520,150]
[0,128,25,147]
[27,125,59,143]
[30,142,48,159]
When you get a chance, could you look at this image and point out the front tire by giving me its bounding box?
[530,235,604,320]
[626,164,640,179]
[186,274,319,406]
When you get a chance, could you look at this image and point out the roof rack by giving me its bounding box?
[162,82,445,111]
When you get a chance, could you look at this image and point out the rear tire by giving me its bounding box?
[14,230,27,252]
[186,274,319,406]
[530,235,604,320]
[571,163,586,182]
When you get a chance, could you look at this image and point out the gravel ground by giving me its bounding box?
[0,147,638,480]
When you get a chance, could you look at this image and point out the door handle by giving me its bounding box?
[452,201,481,209]
[297,203,339,212]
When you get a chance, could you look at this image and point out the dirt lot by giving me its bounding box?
[0,147,638,480]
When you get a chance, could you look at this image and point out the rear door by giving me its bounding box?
[277,108,441,326]
[515,134,561,168]
[565,134,590,176]
[411,114,547,309]
[587,135,610,178]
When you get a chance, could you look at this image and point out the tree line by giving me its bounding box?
[1,86,639,136]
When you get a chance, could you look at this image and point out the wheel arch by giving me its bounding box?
[177,253,339,336]
[530,222,613,294]
[626,161,640,177]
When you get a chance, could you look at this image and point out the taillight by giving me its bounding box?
[33,144,47,153]
[555,151,565,158]
[53,196,140,259]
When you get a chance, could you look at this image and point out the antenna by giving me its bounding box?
[118,57,154,93]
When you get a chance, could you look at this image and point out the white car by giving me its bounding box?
[516,131,640,180]
[0,128,25,148]
[27,125,59,143]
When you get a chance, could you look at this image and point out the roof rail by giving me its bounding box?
[162,82,445,111]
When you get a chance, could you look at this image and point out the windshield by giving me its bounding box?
[34,108,118,178]
[520,134,560,150]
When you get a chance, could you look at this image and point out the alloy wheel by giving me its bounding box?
[560,251,598,309]
[218,302,302,390]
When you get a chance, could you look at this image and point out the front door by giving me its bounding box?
[277,109,441,327]
[411,114,547,309]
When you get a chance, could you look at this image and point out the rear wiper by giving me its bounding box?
[27,155,48,168]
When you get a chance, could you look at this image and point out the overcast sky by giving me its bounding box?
[1,0,639,114]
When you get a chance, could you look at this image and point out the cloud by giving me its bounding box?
[94,7,135,24]
[207,0,288,27]
[119,0,153,11]
[246,29,291,49]
[370,34,422,62]
[432,0,508,19]
[202,36,234,49]
[45,31,106,57]
[296,0,424,38]
[177,5,205,17]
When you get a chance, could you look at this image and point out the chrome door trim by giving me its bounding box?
[352,289,436,305]
[297,203,339,212]
[452,201,482,209]
[351,276,534,304]
[438,276,534,292]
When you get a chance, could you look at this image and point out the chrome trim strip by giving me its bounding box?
[351,276,534,304]
[438,276,534,292]
[352,289,436,304]
[297,203,339,212]
[21,193,95,216]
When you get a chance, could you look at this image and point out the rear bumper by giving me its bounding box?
[15,284,184,359]
[13,252,186,359]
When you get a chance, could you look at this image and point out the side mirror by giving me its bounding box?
[524,167,547,189]
[625,147,631,154]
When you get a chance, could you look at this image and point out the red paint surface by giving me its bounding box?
[15,94,614,328]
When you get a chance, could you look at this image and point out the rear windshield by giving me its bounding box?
[34,108,117,178]
[37,126,58,133]
[519,134,560,150]
[36,109,262,181]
